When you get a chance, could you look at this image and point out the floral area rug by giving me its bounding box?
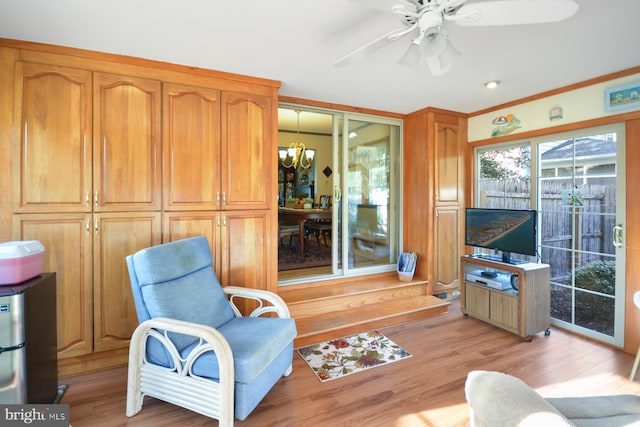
[296,330,412,382]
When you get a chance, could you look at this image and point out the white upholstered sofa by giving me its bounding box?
[465,370,640,426]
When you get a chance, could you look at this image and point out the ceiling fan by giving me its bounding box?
[335,0,579,76]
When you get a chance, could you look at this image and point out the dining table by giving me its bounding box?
[278,207,332,260]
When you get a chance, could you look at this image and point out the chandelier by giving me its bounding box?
[279,110,315,169]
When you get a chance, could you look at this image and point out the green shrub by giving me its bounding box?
[575,260,615,295]
[574,260,615,335]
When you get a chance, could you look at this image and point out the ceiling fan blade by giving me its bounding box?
[334,26,415,67]
[455,0,578,26]
[348,0,418,14]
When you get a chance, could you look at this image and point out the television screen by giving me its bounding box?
[465,208,537,261]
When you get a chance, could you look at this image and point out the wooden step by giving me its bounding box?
[279,272,450,348]
[284,279,428,318]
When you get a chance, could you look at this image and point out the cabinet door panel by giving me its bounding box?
[94,73,161,211]
[220,211,269,287]
[465,283,490,319]
[434,207,461,292]
[14,213,93,358]
[490,292,518,328]
[93,212,161,352]
[13,62,92,213]
[434,120,462,205]
[163,211,222,278]
[220,211,272,314]
[220,92,272,210]
[163,83,221,210]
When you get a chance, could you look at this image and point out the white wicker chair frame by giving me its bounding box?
[126,286,294,427]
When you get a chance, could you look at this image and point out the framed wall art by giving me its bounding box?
[604,81,640,112]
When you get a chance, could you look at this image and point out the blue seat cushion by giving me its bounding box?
[185,316,297,384]
[131,237,235,351]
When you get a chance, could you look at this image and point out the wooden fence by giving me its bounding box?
[478,179,616,280]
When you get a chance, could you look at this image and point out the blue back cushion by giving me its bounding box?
[129,236,235,351]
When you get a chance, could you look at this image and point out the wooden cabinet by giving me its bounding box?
[3,40,279,374]
[12,62,92,213]
[220,91,273,211]
[434,119,464,205]
[434,206,462,291]
[432,114,464,294]
[13,212,161,357]
[162,84,272,211]
[13,213,93,358]
[163,210,273,295]
[404,109,465,295]
[163,83,221,211]
[163,210,273,314]
[162,84,275,297]
[13,65,162,213]
[461,256,551,340]
[93,73,162,211]
[92,212,161,352]
[12,63,163,360]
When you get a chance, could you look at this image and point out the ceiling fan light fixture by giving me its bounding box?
[427,40,460,76]
[421,26,447,57]
[398,41,421,68]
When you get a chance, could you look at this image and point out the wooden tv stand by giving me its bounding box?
[460,255,550,341]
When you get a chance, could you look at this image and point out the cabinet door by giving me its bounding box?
[93,212,161,352]
[490,291,518,329]
[220,211,273,314]
[434,118,463,205]
[13,62,92,213]
[163,83,221,210]
[93,73,161,211]
[13,213,93,358]
[434,207,462,293]
[465,283,490,319]
[163,211,222,279]
[220,92,273,210]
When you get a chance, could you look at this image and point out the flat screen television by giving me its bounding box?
[464,208,537,264]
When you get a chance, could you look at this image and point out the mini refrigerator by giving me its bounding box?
[0,273,58,404]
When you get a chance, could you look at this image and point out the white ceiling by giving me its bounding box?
[1,0,638,120]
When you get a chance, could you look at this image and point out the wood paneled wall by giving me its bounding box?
[625,118,640,354]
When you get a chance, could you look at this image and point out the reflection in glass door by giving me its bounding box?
[340,117,400,272]
[537,125,625,345]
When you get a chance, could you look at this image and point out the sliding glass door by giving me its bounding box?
[340,115,400,272]
[277,105,402,283]
[475,124,626,346]
[537,125,625,346]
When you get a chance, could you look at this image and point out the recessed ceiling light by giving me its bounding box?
[485,80,500,89]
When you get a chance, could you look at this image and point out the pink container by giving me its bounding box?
[0,240,45,285]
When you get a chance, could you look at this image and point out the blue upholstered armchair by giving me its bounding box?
[125,236,297,426]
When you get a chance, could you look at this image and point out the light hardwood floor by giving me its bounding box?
[60,299,640,426]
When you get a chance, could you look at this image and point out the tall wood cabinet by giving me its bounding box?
[12,63,162,359]
[162,83,274,303]
[404,108,466,295]
[432,115,465,294]
[2,40,279,374]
